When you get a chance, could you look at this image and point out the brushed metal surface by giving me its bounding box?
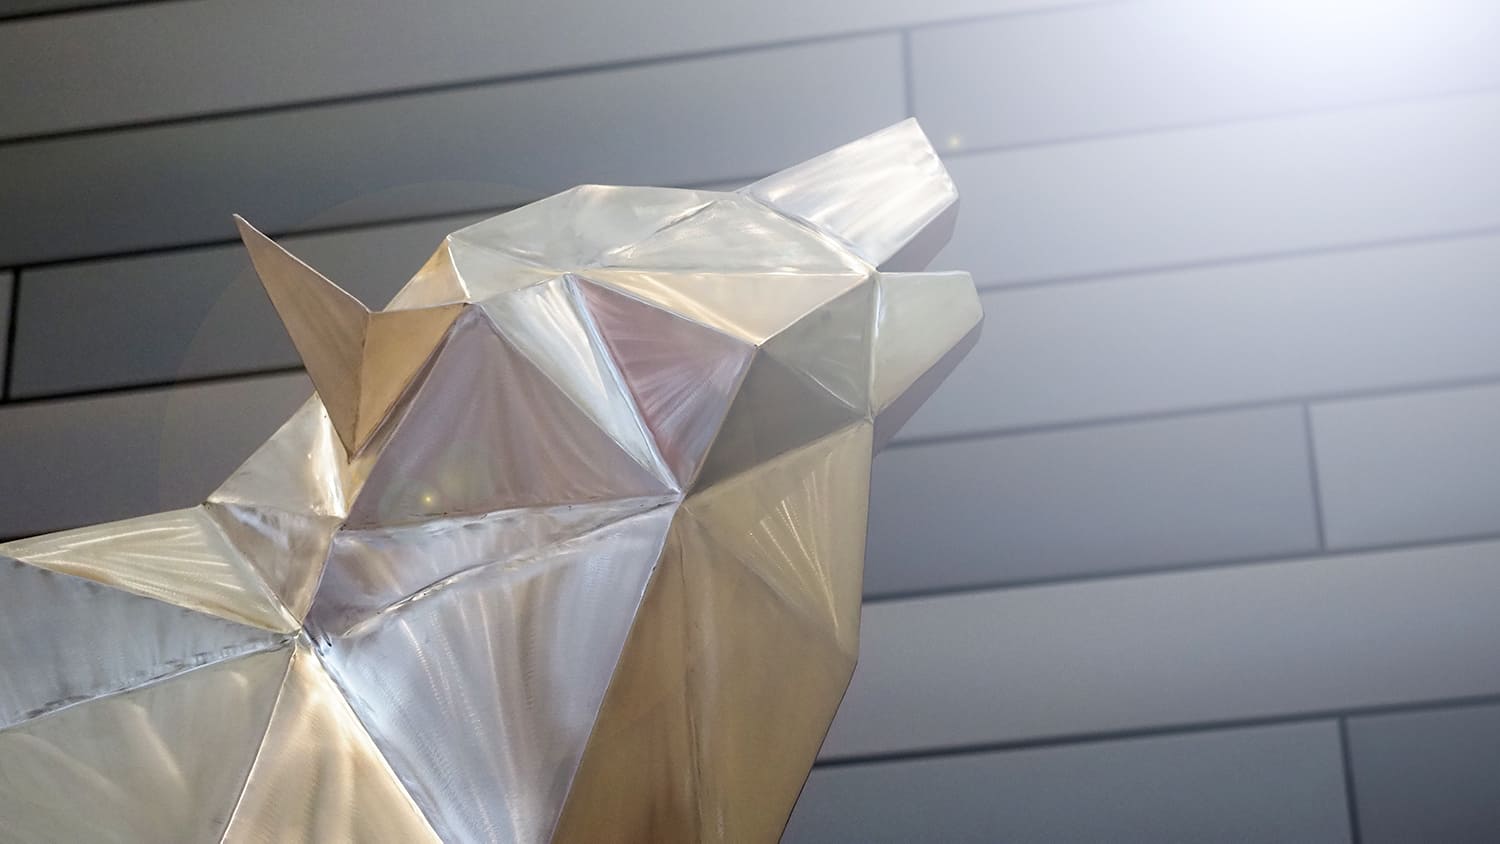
[745,118,958,269]
[221,643,442,843]
[0,506,297,633]
[316,506,676,843]
[0,646,292,843]
[2,120,979,842]
[0,554,287,729]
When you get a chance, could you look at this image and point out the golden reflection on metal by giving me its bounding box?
[0,119,980,842]
[221,644,442,843]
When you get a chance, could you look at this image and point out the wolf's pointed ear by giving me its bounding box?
[742,118,958,271]
[235,215,369,453]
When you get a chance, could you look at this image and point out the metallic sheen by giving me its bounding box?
[0,118,981,842]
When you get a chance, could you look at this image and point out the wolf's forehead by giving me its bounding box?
[445,185,870,277]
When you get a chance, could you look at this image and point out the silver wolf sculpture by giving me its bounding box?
[0,119,981,843]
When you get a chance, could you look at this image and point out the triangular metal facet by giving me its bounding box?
[0,506,297,633]
[743,118,958,270]
[309,495,673,638]
[600,195,868,274]
[235,216,369,454]
[676,516,856,842]
[316,506,676,844]
[870,271,983,412]
[574,276,754,487]
[870,271,984,447]
[345,309,675,527]
[479,277,671,488]
[355,303,465,452]
[762,279,877,415]
[582,268,867,346]
[0,645,290,843]
[211,396,349,519]
[384,240,472,310]
[221,644,440,844]
[683,421,873,659]
[203,501,341,626]
[446,238,562,302]
[695,349,863,489]
[451,184,717,268]
[0,555,286,730]
[551,514,700,842]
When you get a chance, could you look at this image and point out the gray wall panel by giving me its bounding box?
[788,722,1351,843]
[867,408,1318,595]
[823,540,1500,758]
[1313,385,1500,549]
[0,0,1078,139]
[0,37,903,265]
[1348,703,1500,844]
[0,373,310,537]
[913,0,1500,153]
[903,234,1500,439]
[929,93,1500,286]
[11,214,482,398]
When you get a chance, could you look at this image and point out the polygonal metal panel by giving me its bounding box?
[345,307,673,526]
[581,268,867,345]
[1,505,297,632]
[574,276,755,486]
[763,280,877,415]
[210,397,350,519]
[0,555,286,728]
[221,644,442,844]
[315,506,675,843]
[0,645,291,843]
[684,421,873,658]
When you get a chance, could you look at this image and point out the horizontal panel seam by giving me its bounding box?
[13,202,1500,294]
[969,223,1500,295]
[7,356,1499,447]
[814,690,1500,768]
[6,172,768,272]
[928,81,1500,161]
[863,528,1500,604]
[0,0,1126,142]
[0,29,905,146]
[0,0,194,24]
[2,364,308,406]
[3,39,1489,162]
[889,372,1500,449]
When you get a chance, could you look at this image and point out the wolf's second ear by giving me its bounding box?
[742,119,957,271]
[235,215,369,455]
[235,215,464,457]
[240,215,378,455]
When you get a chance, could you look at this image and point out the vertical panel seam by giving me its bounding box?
[1302,403,1329,550]
[3,269,20,400]
[1338,717,1364,844]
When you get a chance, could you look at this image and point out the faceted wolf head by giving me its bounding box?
[0,120,980,843]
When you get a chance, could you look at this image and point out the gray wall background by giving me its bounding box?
[3,0,1500,841]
